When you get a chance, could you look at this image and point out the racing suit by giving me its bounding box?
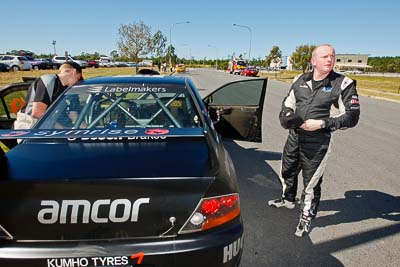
[279,71,360,218]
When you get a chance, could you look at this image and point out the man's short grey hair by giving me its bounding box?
[312,44,335,57]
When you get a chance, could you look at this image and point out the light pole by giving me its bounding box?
[181,44,192,66]
[208,44,218,70]
[169,21,190,71]
[52,40,57,55]
[233,23,252,62]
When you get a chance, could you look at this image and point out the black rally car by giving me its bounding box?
[0,75,267,267]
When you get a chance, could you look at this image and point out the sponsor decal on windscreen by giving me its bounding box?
[103,85,167,93]
[70,84,186,95]
[0,128,203,141]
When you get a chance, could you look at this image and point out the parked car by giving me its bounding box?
[114,61,130,67]
[52,56,88,68]
[87,60,99,68]
[345,70,363,75]
[25,56,50,70]
[0,63,10,72]
[126,62,137,67]
[138,60,153,67]
[176,63,186,73]
[0,75,268,266]
[240,66,259,77]
[0,55,32,71]
[98,56,114,67]
[137,68,160,75]
[39,58,62,69]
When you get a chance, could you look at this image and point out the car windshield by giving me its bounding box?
[38,83,202,129]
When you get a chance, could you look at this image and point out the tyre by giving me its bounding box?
[33,66,40,70]
[11,65,20,71]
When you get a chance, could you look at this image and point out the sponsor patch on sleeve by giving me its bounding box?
[349,95,360,109]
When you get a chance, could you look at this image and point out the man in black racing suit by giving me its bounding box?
[268,44,360,237]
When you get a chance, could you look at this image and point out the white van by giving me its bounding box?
[98,56,114,67]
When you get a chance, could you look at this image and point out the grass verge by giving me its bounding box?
[258,70,400,101]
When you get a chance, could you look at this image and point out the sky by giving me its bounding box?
[1,0,399,60]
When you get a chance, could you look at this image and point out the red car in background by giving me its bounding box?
[87,60,99,68]
[240,67,259,77]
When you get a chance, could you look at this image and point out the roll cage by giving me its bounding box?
[39,86,200,130]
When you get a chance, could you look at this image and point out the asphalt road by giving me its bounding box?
[181,68,400,267]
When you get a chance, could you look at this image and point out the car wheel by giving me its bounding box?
[11,65,20,71]
[33,66,40,70]
[53,65,59,70]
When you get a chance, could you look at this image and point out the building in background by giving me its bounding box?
[268,55,290,70]
[335,54,371,73]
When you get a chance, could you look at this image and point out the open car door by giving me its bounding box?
[203,78,267,142]
[0,82,30,151]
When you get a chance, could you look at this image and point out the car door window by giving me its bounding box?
[207,79,265,106]
[2,91,27,119]
[0,83,30,127]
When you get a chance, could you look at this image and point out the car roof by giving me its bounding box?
[80,75,190,86]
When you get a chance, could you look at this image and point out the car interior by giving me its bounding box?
[40,91,201,130]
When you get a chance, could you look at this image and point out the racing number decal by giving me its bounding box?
[145,129,169,135]
[10,98,25,114]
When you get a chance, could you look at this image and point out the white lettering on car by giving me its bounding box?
[103,86,167,93]
[47,257,89,267]
[47,256,129,267]
[34,129,139,138]
[38,198,150,224]
[223,236,244,264]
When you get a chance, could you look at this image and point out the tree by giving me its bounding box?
[290,44,316,72]
[265,46,282,68]
[151,30,167,64]
[117,21,152,62]
[165,45,177,66]
[368,56,400,73]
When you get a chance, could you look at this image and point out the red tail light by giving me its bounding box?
[201,199,220,215]
[179,193,240,234]
[220,195,238,208]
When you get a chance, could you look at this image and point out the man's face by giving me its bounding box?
[311,46,335,74]
[59,66,82,86]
